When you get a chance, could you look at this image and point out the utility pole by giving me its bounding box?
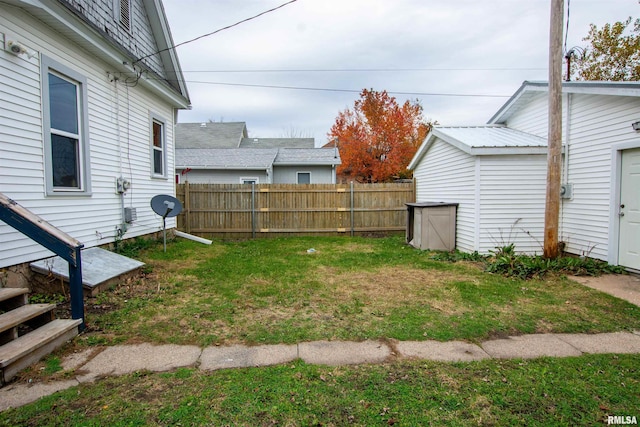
[544,0,564,258]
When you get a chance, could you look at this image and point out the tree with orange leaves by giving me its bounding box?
[328,89,433,183]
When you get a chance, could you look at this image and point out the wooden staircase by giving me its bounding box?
[0,287,81,384]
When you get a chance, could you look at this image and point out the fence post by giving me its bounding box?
[350,181,354,236]
[184,181,191,233]
[251,183,256,239]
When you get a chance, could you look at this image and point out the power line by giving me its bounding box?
[134,0,300,64]
[175,79,511,98]
[180,67,547,73]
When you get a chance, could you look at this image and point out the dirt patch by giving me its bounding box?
[317,266,474,314]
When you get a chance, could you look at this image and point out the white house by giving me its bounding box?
[0,0,190,274]
[408,81,640,271]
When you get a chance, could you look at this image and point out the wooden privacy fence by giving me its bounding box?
[175,182,415,239]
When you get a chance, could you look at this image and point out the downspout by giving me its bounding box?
[560,92,572,250]
[563,93,571,185]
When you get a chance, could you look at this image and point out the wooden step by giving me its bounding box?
[0,319,82,384]
[0,304,55,334]
[0,288,28,303]
[0,288,29,312]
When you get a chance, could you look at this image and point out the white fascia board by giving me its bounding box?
[408,131,439,170]
[142,0,190,103]
[470,146,549,156]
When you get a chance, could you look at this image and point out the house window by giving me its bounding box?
[297,172,311,184]
[118,0,132,31]
[150,115,167,178]
[42,56,91,196]
[241,177,258,184]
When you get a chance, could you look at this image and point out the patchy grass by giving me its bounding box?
[70,235,640,347]
[2,354,638,426]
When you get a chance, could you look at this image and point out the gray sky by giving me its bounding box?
[163,0,639,145]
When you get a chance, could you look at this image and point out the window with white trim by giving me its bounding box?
[150,115,167,178]
[297,172,311,184]
[240,177,259,184]
[42,56,91,195]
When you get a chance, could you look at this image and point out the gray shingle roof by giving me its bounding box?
[176,122,247,148]
[239,138,316,148]
[274,148,341,165]
[175,148,277,169]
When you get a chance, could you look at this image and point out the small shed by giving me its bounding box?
[406,202,458,251]
[408,81,640,270]
[408,126,550,255]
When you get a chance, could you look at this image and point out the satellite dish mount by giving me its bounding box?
[150,194,183,252]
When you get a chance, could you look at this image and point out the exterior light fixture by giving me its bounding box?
[632,121,640,131]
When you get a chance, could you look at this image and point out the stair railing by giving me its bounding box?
[0,193,85,330]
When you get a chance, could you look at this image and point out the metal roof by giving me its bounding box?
[435,126,547,149]
[408,126,549,170]
[175,122,248,148]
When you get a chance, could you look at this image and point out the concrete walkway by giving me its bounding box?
[3,331,640,411]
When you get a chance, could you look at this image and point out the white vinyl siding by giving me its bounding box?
[60,0,165,77]
[413,138,477,253]
[477,155,547,254]
[504,93,549,137]
[0,7,179,268]
[180,169,269,184]
[272,166,334,184]
[559,94,640,261]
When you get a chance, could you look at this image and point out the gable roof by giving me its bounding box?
[175,148,278,170]
[408,126,548,170]
[5,0,190,107]
[239,138,315,148]
[176,122,248,148]
[489,80,640,124]
[274,148,341,166]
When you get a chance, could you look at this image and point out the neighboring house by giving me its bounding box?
[408,80,640,271]
[0,0,190,272]
[175,122,341,184]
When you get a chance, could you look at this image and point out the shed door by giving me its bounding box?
[619,148,640,270]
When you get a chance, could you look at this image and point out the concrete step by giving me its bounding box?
[0,319,82,384]
[0,304,55,334]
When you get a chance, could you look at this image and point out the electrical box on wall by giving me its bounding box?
[124,207,137,223]
[560,183,573,199]
[116,177,131,194]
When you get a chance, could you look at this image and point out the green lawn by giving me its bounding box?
[2,355,638,426]
[5,235,640,425]
[77,235,640,347]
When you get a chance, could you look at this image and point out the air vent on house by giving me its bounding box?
[119,0,131,31]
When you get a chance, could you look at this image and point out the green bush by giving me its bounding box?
[433,244,625,279]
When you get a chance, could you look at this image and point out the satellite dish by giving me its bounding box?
[151,194,182,218]
[150,195,183,252]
